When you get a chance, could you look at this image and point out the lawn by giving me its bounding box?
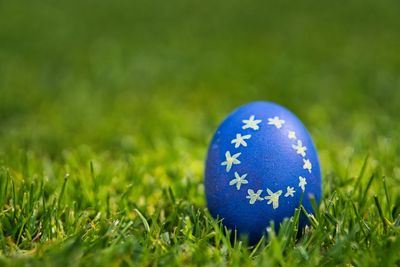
[1,0,400,266]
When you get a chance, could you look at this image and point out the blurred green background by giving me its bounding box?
[0,0,400,265]
[1,0,399,155]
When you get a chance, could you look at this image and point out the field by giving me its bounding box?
[1,0,400,266]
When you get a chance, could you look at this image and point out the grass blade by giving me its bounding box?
[134,208,150,233]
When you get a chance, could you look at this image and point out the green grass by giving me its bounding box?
[1,0,400,266]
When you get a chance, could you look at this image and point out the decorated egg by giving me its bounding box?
[205,101,322,243]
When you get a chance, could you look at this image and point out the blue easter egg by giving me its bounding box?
[205,101,322,243]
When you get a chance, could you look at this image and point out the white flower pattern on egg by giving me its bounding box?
[292,140,307,157]
[268,116,285,129]
[299,176,307,192]
[231,133,251,148]
[246,189,263,204]
[221,151,241,172]
[265,189,283,209]
[229,172,248,190]
[222,113,314,209]
[242,115,262,130]
[303,159,312,173]
[288,131,297,140]
[284,186,296,197]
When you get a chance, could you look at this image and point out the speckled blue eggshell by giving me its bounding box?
[205,101,322,243]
